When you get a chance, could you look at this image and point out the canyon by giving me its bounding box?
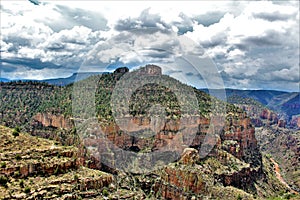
[0,65,299,199]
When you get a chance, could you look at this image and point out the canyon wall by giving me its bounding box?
[33,113,73,129]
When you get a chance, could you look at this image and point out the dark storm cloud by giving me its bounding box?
[165,70,183,76]
[59,38,86,45]
[141,49,173,59]
[230,44,249,52]
[172,13,194,35]
[28,0,40,6]
[46,43,66,51]
[193,11,225,27]
[1,58,62,70]
[37,5,108,32]
[0,64,17,73]
[115,8,172,33]
[253,11,295,22]
[255,65,299,83]
[1,1,298,91]
[200,33,227,48]
[219,71,231,82]
[243,31,284,46]
[3,36,31,48]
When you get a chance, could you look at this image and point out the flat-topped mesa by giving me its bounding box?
[138,64,162,76]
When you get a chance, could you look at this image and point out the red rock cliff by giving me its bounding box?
[90,111,260,168]
[290,115,300,129]
[33,113,73,129]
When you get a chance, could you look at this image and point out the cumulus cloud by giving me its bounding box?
[0,1,298,91]
[41,5,108,32]
[193,11,226,27]
[183,1,299,91]
[84,30,180,68]
[0,1,107,79]
[115,9,167,31]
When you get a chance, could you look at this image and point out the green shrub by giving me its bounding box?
[24,187,30,193]
[102,188,109,197]
[1,162,6,168]
[0,176,8,186]
[13,171,20,178]
[19,180,24,188]
[266,154,272,159]
[12,129,19,137]
[74,174,79,181]
[54,166,59,175]
[14,126,21,132]
[15,154,21,160]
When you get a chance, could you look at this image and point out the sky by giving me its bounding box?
[0,0,299,92]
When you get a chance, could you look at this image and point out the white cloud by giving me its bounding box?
[185,13,234,45]
[227,49,245,60]
[0,0,299,91]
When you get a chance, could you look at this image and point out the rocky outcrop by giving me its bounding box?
[219,166,259,190]
[277,119,286,128]
[0,148,83,178]
[137,64,162,75]
[141,148,262,199]
[89,111,261,169]
[259,109,278,125]
[222,112,261,167]
[290,115,300,129]
[234,103,285,128]
[0,125,113,199]
[251,118,263,127]
[255,126,300,192]
[179,148,199,165]
[33,112,73,129]
[158,165,208,198]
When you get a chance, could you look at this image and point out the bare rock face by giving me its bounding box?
[222,112,261,167]
[94,111,261,168]
[260,109,278,125]
[234,104,286,128]
[0,126,114,199]
[159,166,208,198]
[137,64,162,76]
[251,118,263,127]
[147,148,261,199]
[179,148,199,165]
[277,119,286,128]
[33,112,73,129]
[290,115,300,129]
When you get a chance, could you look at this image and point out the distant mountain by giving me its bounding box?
[200,89,288,104]
[224,89,289,105]
[0,78,10,82]
[41,72,105,86]
[200,89,300,120]
[1,72,105,86]
[267,92,300,118]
